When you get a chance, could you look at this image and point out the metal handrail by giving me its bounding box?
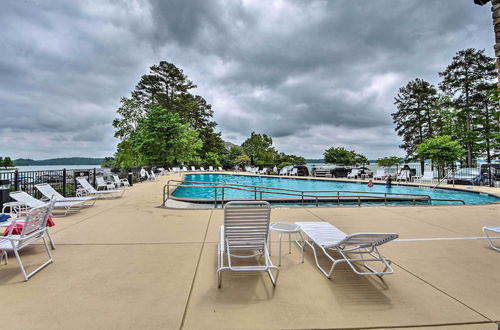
[163,179,465,206]
[432,170,455,190]
[166,179,434,199]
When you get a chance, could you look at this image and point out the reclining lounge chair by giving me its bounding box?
[35,183,97,207]
[76,177,124,199]
[10,191,84,217]
[296,222,398,279]
[217,201,279,288]
[483,226,500,251]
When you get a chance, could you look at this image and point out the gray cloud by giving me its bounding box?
[0,0,495,160]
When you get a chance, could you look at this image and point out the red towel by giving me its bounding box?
[2,216,55,236]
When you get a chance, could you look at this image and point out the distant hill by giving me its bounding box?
[14,157,104,166]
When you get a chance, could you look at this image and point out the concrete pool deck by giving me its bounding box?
[0,172,499,329]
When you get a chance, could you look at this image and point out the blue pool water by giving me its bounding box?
[171,174,500,205]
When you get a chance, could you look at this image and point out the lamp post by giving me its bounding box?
[475,0,500,90]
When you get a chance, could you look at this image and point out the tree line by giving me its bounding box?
[111,61,304,169]
[392,48,499,171]
[0,157,15,168]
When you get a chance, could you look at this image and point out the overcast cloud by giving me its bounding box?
[0,0,495,160]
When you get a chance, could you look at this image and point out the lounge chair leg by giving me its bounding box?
[0,250,7,265]
[13,249,28,281]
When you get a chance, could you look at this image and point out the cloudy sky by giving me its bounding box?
[0,0,495,160]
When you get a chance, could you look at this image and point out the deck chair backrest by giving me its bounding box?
[191,166,196,171]
[422,171,433,179]
[10,191,46,208]
[375,169,385,176]
[334,233,399,249]
[223,201,271,252]
[96,177,107,185]
[17,199,55,239]
[77,177,97,193]
[398,170,410,179]
[36,184,63,200]
[112,175,121,183]
[290,168,298,175]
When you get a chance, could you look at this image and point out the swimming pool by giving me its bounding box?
[170,174,500,206]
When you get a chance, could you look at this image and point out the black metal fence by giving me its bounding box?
[0,168,103,198]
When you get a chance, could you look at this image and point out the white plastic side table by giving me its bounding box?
[269,222,304,266]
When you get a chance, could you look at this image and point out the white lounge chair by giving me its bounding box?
[76,177,124,199]
[347,169,360,179]
[217,201,279,288]
[414,171,435,184]
[191,166,196,171]
[279,167,288,176]
[296,222,398,279]
[208,166,214,172]
[10,191,84,217]
[96,176,116,190]
[483,226,500,251]
[373,169,386,180]
[259,167,268,175]
[200,167,206,171]
[289,168,298,176]
[397,170,411,182]
[0,199,55,281]
[112,175,130,187]
[149,170,157,180]
[182,166,188,172]
[35,183,96,207]
[218,167,223,171]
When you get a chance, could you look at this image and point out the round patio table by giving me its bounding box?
[269,222,304,266]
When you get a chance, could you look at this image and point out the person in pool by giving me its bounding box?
[386,174,392,188]
[367,180,374,187]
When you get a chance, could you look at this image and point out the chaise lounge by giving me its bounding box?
[296,221,398,279]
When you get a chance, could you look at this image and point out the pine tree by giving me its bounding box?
[392,78,438,172]
[439,48,496,166]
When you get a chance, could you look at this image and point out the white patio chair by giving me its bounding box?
[96,176,115,190]
[0,199,56,281]
[279,167,288,176]
[483,226,500,252]
[397,170,411,182]
[10,191,84,217]
[149,170,157,180]
[296,222,398,279]
[259,167,268,175]
[414,171,435,184]
[182,166,188,172]
[191,166,196,171]
[207,166,213,172]
[289,168,298,176]
[35,183,96,207]
[112,175,130,187]
[347,169,360,179]
[76,177,124,199]
[217,201,279,288]
[218,167,223,171]
[200,167,206,171]
[373,169,386,180]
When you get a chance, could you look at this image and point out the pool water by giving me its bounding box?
[171,174,500,205]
